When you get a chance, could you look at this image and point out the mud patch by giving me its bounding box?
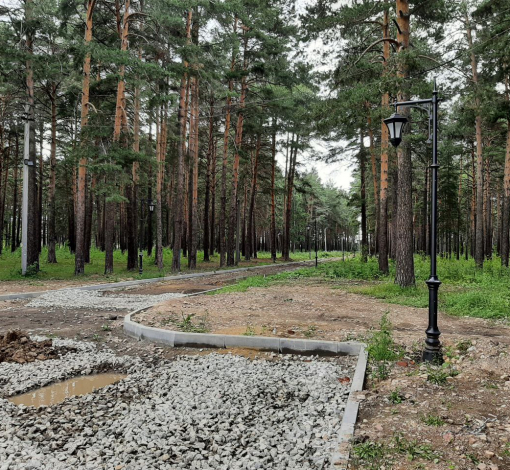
[8,373,127,407]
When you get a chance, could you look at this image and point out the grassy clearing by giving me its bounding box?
[0,247,329,283]
[215,255,510,320]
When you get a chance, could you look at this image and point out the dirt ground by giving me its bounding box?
[136,278,510,470]
[2,267,509,469]
[0,257,316,295]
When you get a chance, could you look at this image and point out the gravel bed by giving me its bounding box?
[0,337,355,470]
[27,289,186,311]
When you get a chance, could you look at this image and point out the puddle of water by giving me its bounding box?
[8,373,127,407]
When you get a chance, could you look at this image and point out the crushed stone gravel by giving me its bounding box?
[27,289,186,312]
[0,337,355,469]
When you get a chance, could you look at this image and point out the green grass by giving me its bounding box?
[0,247,329,284]
[214,254,510,320]
[421,414,445,426]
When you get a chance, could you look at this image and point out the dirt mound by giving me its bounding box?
[0,330,77,364]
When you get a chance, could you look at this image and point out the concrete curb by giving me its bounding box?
[0,258,331,302]
[124,308,367,469]
[124,311,364,356]
[329,345,368,469]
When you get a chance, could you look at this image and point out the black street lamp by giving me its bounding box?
[139,198,155,275]
[384,80,442,363]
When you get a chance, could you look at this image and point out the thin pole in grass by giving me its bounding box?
[315,219,318,268]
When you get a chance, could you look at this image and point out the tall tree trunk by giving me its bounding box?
[188,74,199,269]
[283,136,298,261]
[47,87,58,263]
[210,139,217,257]
[360,130,368,262]
[11,133,19,252]
[457,154,463,261]
[156,104,167,270]
[227,28,248,266]
[203,100,214,262]
[37,121,43,253]
[395,0,415,287]
[270,123,277,262]
[75,0,96,275]
[367,107,378,254]
[246,135,261,261]
[219,19,237,267]
[23,0,39,272]
[470,145,476,257]
[104,201,114,274]
[107,0,130,274]
[484,155,492,259]
[466,14,485,267]
[172,10,193,272]
[378,7,390,274]
[0,139,8,255]
[130,47,141,271]
[501,79,510,267]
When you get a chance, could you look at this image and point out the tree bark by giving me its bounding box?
[367,107,378,255]
[465,14,485,267]
[378,8,390,274]
[24,0,39,272]
[75,0,96,275]
[172,10,192,272]
[283,135,298,261]
[270,123,277,262]
[395,0,415,287]
[210,139,217,257]
[360,130,368,262]
[11,133,19,252]
[227,28,248,266]
[188,73,199,269]
[203,100,214,262]
[246,135,261,260]
[47,87,58,263]
[501,80,510,267]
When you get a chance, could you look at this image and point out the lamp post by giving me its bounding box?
[307,225,311,260]
[383,80,442,363]
[314,220,318,268]
[139,198,155,275]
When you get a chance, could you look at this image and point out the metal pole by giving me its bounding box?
[139,199,144,275]
[423,80,442,362]
[315,220,318,268]
[309,229,311,260]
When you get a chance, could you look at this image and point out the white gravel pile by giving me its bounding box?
[27,289,186,311]
[0,339,355,470]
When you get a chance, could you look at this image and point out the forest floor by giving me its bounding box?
[1,260,509,469]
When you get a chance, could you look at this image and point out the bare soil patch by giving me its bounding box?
[136,278,510,470]
[0,330,77,364]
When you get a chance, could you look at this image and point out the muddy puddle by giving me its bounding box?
[9,373,127,407]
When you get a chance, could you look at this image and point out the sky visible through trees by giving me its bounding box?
[0,0,509,287]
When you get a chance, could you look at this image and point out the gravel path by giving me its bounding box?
[0,338,355,470]
[27,289,186,312]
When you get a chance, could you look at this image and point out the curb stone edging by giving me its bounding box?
[123,308,367,469]
[0,258,334,302]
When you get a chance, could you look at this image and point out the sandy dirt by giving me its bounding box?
[0,257,318,295]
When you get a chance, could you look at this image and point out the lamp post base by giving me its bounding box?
[422,347,443,364]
